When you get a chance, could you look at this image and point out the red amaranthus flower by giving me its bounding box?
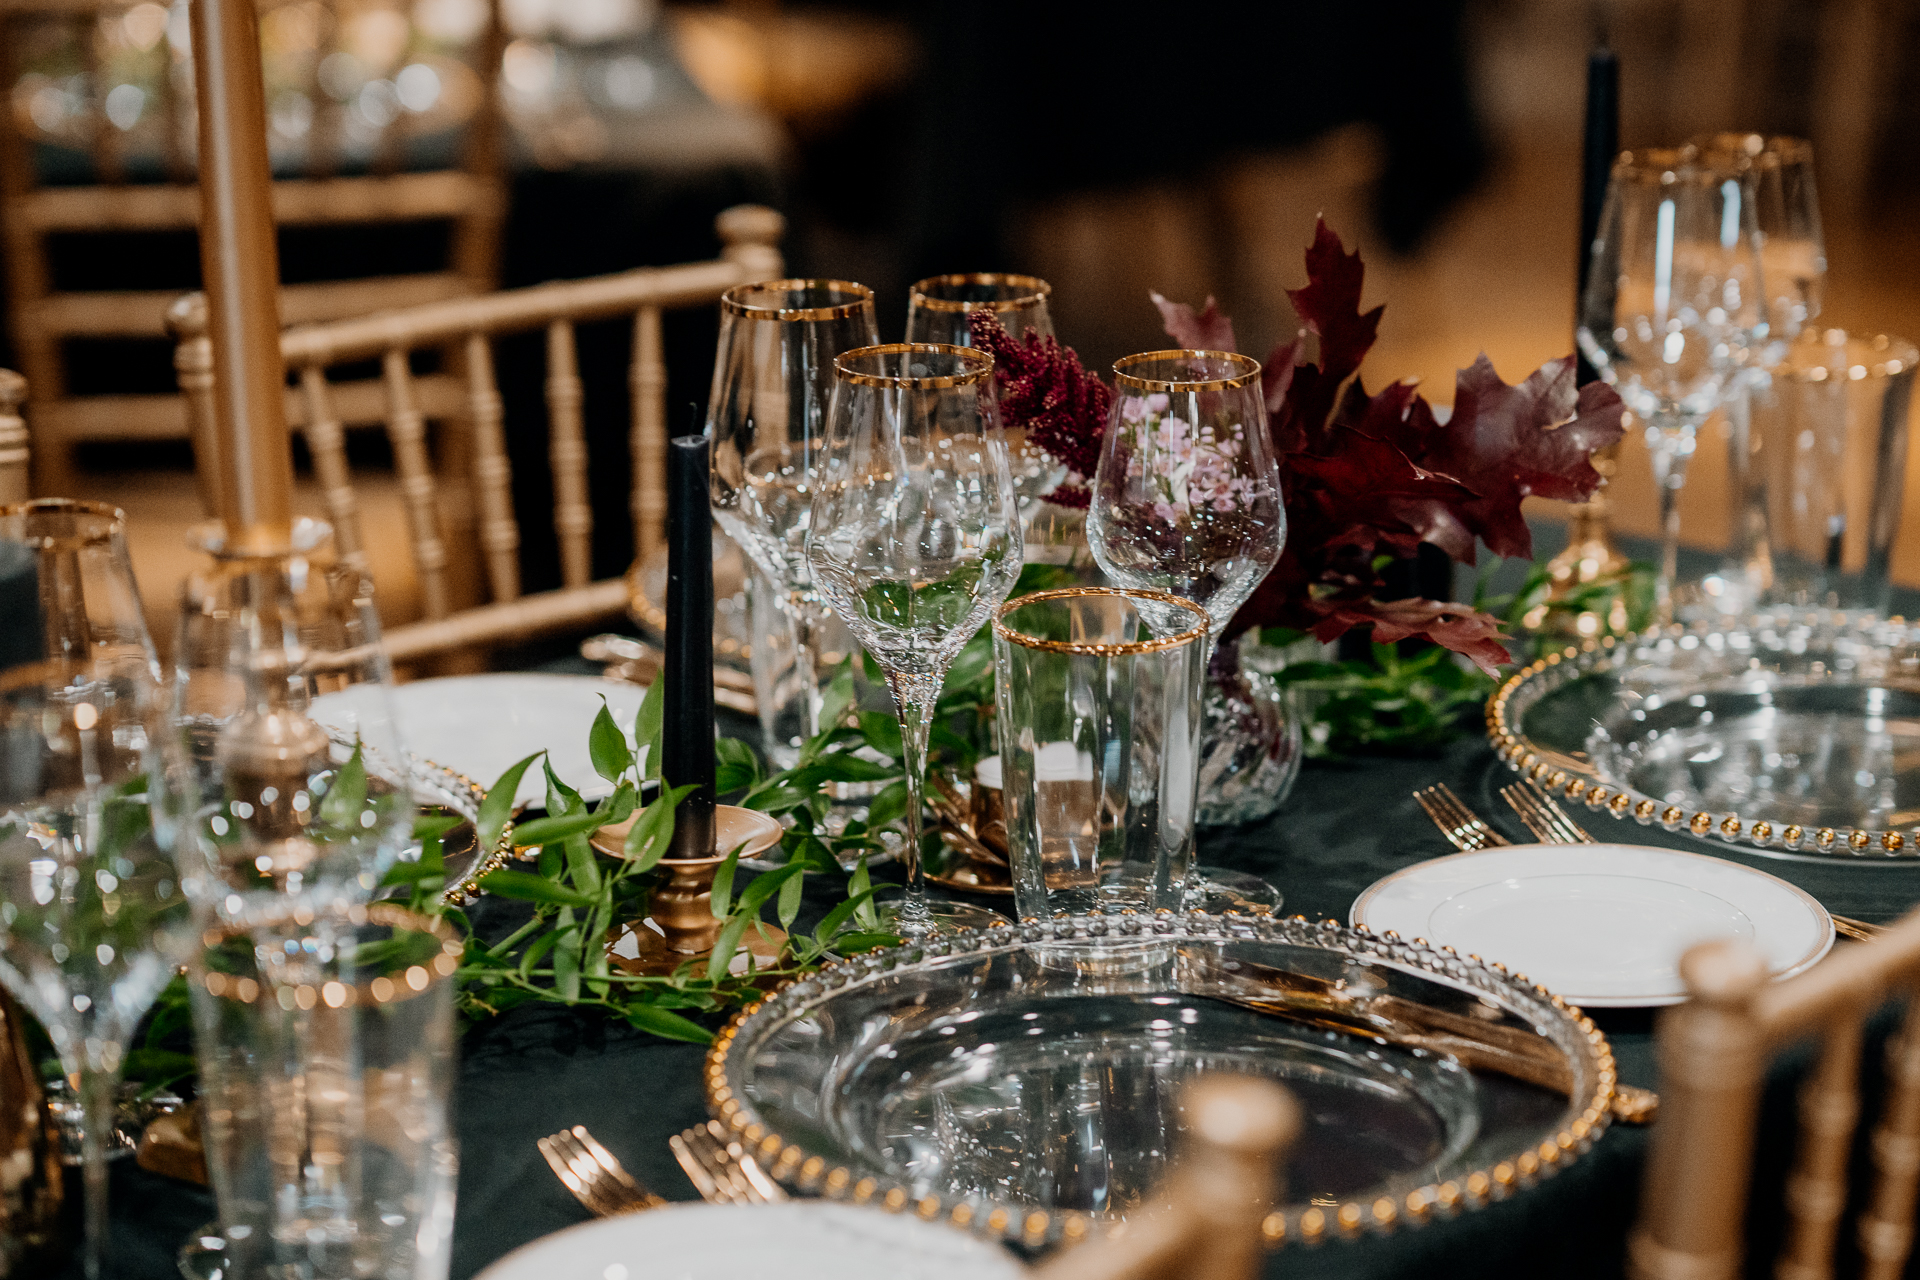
[978,220,1628,673]
[967,312,1111,508]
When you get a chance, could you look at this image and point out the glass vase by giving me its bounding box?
[1196,640,1303,828]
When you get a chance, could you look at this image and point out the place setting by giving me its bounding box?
[11,9,1920,1280]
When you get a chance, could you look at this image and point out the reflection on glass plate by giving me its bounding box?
[1491,612,1920,858]
[708,912,1615,1248]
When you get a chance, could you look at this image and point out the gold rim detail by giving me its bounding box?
[834,343,994,389]
[720,279,875,321]
[993,586,1211,655]
[908,273,1052,314]
[1112,349,1262,393]
[701,911,1616,1250]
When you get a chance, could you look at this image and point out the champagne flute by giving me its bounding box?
[1086,351,1287,902]
[904,273,1053,347]
[806,344,1022,936]
[0,500,189,1279]
[1577,148,1766,621]
[707,280,879,766]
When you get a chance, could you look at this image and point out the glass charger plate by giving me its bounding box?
[705,912,1615,1249]
[1490,612,1920,859]
[325,729,514,904]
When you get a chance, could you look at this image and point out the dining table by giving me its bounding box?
[81,685,1920,1280]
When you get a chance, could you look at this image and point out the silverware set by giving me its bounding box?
[1417,779,1884,942]
[539,1120,787,1218]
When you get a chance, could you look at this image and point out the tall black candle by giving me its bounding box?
[1576,40,1619,388]
[664,434,716,860]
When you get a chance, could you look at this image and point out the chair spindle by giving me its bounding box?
[0,369,28,505]
[1777,1004,1868,1280]
[297,364,367,570]
[630,305,666,559]
[1859,992,1920,1280]
[545,319,592,588]
[381,347,451,618]
[464,331,520,602]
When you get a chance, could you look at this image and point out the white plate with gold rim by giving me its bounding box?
[1351,843,1834,1007]
[475,1202,1023,1280]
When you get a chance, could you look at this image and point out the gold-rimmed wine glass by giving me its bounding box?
[904,272,1053,347]
[806,344,1022,936]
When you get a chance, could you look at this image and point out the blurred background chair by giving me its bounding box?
[1631,914,1920,1279]
[0,368,26,503]
[171,202,781,667]
[0,0,508,497]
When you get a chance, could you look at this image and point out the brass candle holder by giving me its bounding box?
[590,804,785,974]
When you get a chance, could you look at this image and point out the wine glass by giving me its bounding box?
[160,518,415,923]
[806,344,1022,936]
[1577,147,1767,621]
[904,273,1053,347]
[1692,133,1825,344]
[0,500,190,1279]
[1086,351,1287,906]
[707,279,879,766]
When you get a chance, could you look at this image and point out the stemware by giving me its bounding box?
[904,273,1053,348]
[707,279,880,767]
[806,344,1022,936]
[0,500,189,1279]
[1577,147,1767,620]
[1086,351,1291,882]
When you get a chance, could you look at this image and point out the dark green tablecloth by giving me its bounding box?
[92,731,1920,1279]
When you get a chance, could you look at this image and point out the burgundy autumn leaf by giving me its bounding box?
[968,310,1112,507]
[1315,597,1513,675]
[1266,217,1384,440]
[1410,354,1627,561]
[1150,291,1237,353]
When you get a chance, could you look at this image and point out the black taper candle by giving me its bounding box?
[663,432,716,859]
[1576,39,1619,387]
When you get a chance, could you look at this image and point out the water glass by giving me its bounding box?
[0,499,187,1279]
[992,588,1210,922]
[1751,330,1917,613]
[904,273,1053,347]
[186,903,460,1280]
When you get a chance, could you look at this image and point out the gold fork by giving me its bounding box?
[1496,780,1886,943]
[1413,784,1511,851]
[669,1120,788,1204]
[538,1125,667,1217]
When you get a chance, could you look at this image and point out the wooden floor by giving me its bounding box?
[80,0,1920,634]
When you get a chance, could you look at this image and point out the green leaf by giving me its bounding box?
[856,711,903,759]
[778,868,804,930]
[714,737,762,795]
[623,1004,713,1044]
[474,869,597,908]
[552,906,581,1001]
[810,753,897,783]
[563,830,602,899]
[706,912,750,982]
[517,925,564,979]
[864,781,909,831]
[709,848,741,919]
[412,813,463,842]
[596,780,638,827]
[318,742,368,829]
[860,646,884,683]
[742,786,810,813]
[848,856,879,930]
[478,752,544,854]
[634,677,666,781]
[588,699,633,784]
[816,663,856,738]
[832,929,900,954]
[506,810,611,848]
[623,784,697,873]
[735,863,804,920]
[543,758,584,818]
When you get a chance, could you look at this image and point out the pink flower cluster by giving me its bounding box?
[1118,394,1262,524]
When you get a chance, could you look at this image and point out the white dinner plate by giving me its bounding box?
[475,1202,1024,1280]
[1351,842,1834,1007]
[313,674,645,808]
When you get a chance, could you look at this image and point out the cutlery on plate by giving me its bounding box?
[1493,780,1886,943]
[1413,784,1511,851]
[670,1121,788,1205]
[538,1125,667,1217]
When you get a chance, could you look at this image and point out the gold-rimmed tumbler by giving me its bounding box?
[184,903,461,1280]
[806,344,1023,937]
[707,279,880,766]
[992,588,1209,922]
[904,272,1053,347]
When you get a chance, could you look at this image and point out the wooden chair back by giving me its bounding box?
[0,370,26,505]
[0,0,507,495]
[1033,1075,1298,1280]
[172,203,783,663]
[1632,911,1920,1280]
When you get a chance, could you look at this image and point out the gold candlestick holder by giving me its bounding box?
[1530,439,1634,638]
[591,805,786,974]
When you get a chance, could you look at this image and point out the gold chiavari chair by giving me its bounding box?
[1033,1075,1299,1280]
[1631,912,1920,1280]
[171,203,783,664]
[0,370,27,504]
[0,0,508,496]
